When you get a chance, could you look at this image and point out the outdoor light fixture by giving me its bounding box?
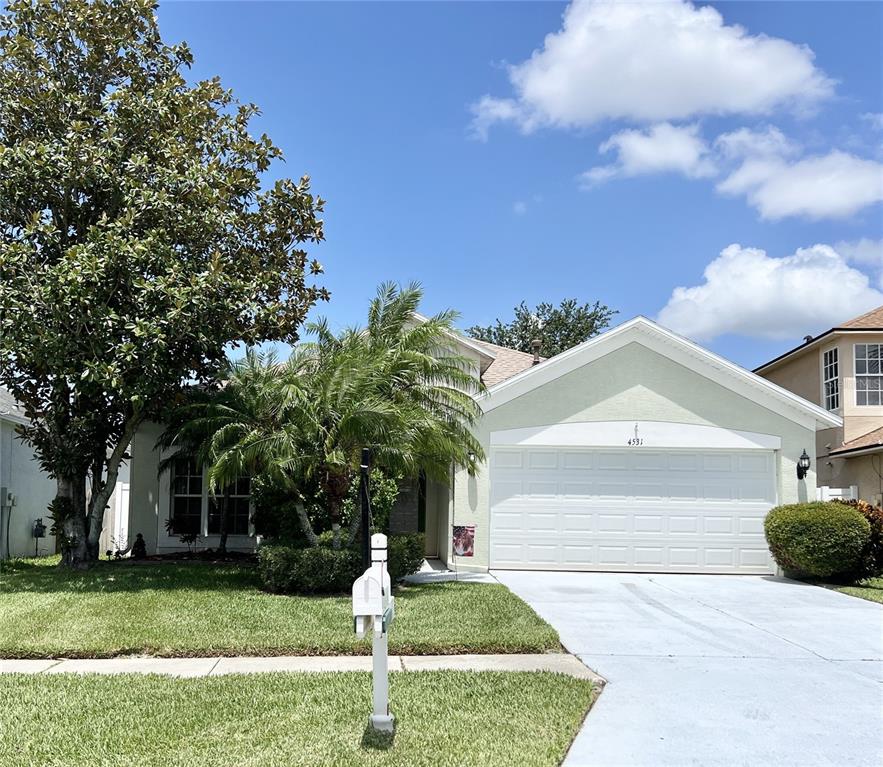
[797,449,811,480]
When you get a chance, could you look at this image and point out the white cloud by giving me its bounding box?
[861,113,883,131]
[716,150,883,220]
[471,0,833,137]
[513,200,528,215]
[581,123,716,186]
[835,238,883,287]
[657,243,883,341]
[714,126,799,160]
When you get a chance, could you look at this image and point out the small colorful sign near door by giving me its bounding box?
[453,525,475,557]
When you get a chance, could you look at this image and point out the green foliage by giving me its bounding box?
[842,499,883,580]
[0,0,326,565]
[257,544,361,595]
[161,283,484,548]
[467,298,616,358]
[764,502,870,578]
[388,533,426,580]
[338,469,401,534]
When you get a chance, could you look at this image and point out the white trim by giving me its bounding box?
[478,316,842,431]
[821,344,840,413]
[853,341,883,408]
[490,421,782,450]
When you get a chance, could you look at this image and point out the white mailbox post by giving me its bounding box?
[352,532,395,733]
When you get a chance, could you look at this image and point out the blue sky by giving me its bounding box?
[157,1,883,369]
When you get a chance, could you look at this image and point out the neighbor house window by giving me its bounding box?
[170,456,252,537]
[822,348,839,411]
[855,344,883,406]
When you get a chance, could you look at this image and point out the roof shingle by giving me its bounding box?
[829,425,883,456]
[839,305,883,329]
[472,340,542,387]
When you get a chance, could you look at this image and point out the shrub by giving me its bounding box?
[764,502,870,579]
[388,533,425,581]
[258,544,361,595]
[842,499,883,580]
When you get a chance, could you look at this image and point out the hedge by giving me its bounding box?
[257,533,426,595]
[764,501,870,579]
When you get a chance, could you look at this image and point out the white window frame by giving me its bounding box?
[164,456,254,544]
[821,347,839,411]
[854,343,883,407]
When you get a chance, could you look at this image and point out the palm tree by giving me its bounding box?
[160,283,484,548]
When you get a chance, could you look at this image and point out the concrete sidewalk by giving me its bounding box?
[0,653,604,682]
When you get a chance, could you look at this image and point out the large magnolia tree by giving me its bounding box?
[0,0,327,567]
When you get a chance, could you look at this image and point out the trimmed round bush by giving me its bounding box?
[764,502,870,579]
[258,544,361,594]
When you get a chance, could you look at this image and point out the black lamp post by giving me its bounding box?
[360,447,372,570]
[796,449,811,480]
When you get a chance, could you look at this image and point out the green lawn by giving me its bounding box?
[835,577,883,604]
[0,671,593,767]
[0,558,559,658]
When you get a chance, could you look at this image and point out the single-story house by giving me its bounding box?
[0,387,131,560]
[129,316,840,575]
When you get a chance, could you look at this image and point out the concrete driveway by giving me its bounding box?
[495,571,883,767]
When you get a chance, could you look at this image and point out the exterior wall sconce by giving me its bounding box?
[797,449,811,480]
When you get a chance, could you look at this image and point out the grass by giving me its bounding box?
[0,557,559,658]
[835,576,883,604]
[0,671,594,767]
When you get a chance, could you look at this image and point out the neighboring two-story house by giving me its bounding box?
[755,306,883,505]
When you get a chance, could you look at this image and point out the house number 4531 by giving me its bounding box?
[627,424,644,446]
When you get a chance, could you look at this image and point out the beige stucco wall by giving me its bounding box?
[447,341,818,572]
[762,344,823,407]
[758,334,883,503]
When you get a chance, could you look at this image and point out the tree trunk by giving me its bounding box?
[58,415,140,569]
[294,502,319,547]
[57,476,89,569]
[217,485,230,555]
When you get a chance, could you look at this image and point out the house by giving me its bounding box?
[129,316,838,575]
[755,305,883,505]
[0,388,57,559]
[0,387,131,560]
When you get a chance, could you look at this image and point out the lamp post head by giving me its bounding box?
[797,449,811,480]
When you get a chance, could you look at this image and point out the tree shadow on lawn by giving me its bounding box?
[0,560,265,595]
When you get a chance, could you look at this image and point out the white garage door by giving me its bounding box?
[490,447,777,573]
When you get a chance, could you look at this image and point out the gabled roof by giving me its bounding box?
[412,312,497,375]
[478,316,841,431]
[829,425,883,457]
[0,388,28,425]
[755,304,883,374]
[472,340,543,387]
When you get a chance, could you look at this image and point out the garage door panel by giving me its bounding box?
[490,447,776,574]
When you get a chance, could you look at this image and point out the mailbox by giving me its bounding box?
[352,572,383,638]
[351,531,396,733]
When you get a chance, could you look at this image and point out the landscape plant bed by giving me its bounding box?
[0,558,560,658]
[0,670,594,767]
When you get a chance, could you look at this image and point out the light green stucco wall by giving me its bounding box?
[448,341,817,572]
